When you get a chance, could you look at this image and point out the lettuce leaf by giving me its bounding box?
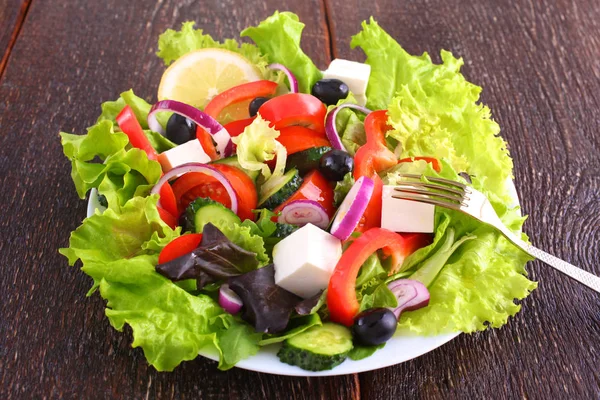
[241,11,322,93]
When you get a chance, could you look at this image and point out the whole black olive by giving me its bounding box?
[311,79,349,106]
[318,149,354,181]
[166,114,197,145]
[352,308,397,346]
[249,97,271,117]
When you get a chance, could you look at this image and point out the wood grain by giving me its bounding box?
[327,0,600,398]
[1,0,599,398]
[0,0,29,75]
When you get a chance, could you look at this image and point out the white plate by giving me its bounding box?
[86,178,519,376]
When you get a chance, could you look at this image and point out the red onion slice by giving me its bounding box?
[148,100,233,157]
[278,200,330,229]
[219,284,243,314]
[325,103,372,151]
[268,63,298,93]
[387,279,430,319]
[330,176,374,241]
[150,162,238,213]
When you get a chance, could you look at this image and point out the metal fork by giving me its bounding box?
[392,174,600,293]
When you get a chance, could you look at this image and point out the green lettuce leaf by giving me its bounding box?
[333,172,355,207]
[213,219,270,266]
[157,21,278,83]
[348,344,385,361]
[241,11,322,93]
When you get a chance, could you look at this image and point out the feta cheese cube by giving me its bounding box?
[158,139,211,172]
[381,185,435,233]
[323,59,371,106]
[273,224,342,298]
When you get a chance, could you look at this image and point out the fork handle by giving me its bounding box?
[499,225,600,293]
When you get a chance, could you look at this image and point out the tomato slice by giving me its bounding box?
[277,126,331,155]
[274,170,335,217]
[258,93,327,134]
[204,80,278,120]
[159,182,179,218]
[158,233,203,264]
[211,164,258,221]
[397,156,442,173]
[116,105,158,161]
[223,117,256,137]
[157,207,178,230]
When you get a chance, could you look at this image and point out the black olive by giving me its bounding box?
[311,79,349,106]
[318,149,354,181]
[166,114,197,145]
[352,308,397,346]
[249,97,270,117]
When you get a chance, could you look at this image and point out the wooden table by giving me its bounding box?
[1,1,599,398]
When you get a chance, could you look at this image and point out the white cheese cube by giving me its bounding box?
[158,139,211,172]
[323,59,371,106]
[273,224,342,298]
[381,185,435,233]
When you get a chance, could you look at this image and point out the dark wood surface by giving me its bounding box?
[1,0,598,398]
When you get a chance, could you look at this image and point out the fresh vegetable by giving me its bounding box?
[148,100,233,157]
[211,163,258,221]
[259,168,303,210]
[330,176,375,241]
[204,80,278,120]
[318,149,354,182]
[211,155,259,181]
[258,93,327,134]
[166,113,197,145]
[325,103,371,151]
[274,170,335,218]
[277,126,331,155]
[185,197,241,233]
[157,206,178,229]
[398,156,441,173]
[352,308,397,346]
[158,233,203,264]
[311,79,349,106]
[116,105,158,160]
[386,279,430,319]
[277,200,330,229]
[223,116,256,137]
[219,284,243,314]
[277,323,353,371]
[285,146,332,176]
[327,228,415,326]
[228,264,302,333]
[268,63,299,93]
[249,97,270,117]
[158,182,179,218]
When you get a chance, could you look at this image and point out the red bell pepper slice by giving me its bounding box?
[397,156,441,173]
[158,233,203,264]
[273,170,335,218]
[328,227,416,326]
[223,117,256,137]
[116,105,158,161]
[204,80,278,119]
[277,126,331,155]
[258,93,327,134]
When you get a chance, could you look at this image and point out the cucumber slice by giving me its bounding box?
[185,197,241,233]
[259,168,303,210]
[211,156,260,180]
[277,323,353,371]
[285,146,332,176]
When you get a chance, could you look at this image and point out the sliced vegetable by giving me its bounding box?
[325,103,371,151]
[398,156,441,173]
[211,156,260,181]
[158,182,179,217]
[151,163,238,214]
[157,206,177,229]
[219,284,244,314]
[210,163,258,221]
[330,176,374,241]
[327,228,411,326]
[158,233,203,264]
[116,105,158,160]
[259,168,303,210]
[285,146,332,176]
[278,200,330,229]
[223,116,256,137]
[174,172,232,212]
[148,100,233,157]
[268,63,299,93]
[185,197,241,233]
[277,126,331,155]
[258,93,327,134]
[386,279,430,319]
[274,170,335,218]
[204,80,278,120]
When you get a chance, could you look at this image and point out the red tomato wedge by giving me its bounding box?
[158,233,203,264]
[116,105,158,160]
[157,207,177,230]
[258,93,327,134]
[159,182,179,218]
[274,170,335,218]
[204,80,278,120]
[211,164,257,221]
[277,126,331,155]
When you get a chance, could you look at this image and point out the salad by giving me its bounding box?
[59,11,537,372]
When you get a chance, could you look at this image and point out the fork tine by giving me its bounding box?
[397,174,467,190]
[394,187,463,202]
[394,181,465,197]
[392,193,462,210]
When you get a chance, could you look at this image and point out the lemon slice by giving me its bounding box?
[158,48,262,110]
